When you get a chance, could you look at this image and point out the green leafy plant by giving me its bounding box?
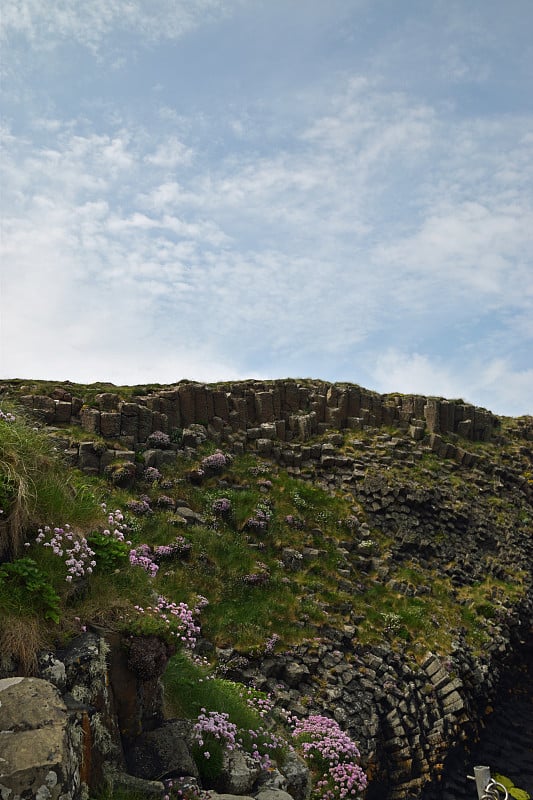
[0,557,61,623]
[87,530,130,572]
[494,774,531,800]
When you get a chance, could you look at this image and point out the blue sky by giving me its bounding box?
[1,0,532,416]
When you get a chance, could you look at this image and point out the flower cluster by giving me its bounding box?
[245,502,272,532]
[134,595,200,650]
[291,491,308,509]
[126,498,152,516]
[339,515,359,530]
[200,450,228,474]
[163,778,209,800]
[212,497,232,516]
[129,544,159,577]
[36,524,96,583]
[102,507,131,542]
[243,725,286,769]
[153,536,192,562]
[292,715,360,764]
[194,710,238,753]
[318,763,367,800]
[147,430,172,449]
[192,707,283,771]
[264,633,280,654]
[241,563,271,587]
[241,686,274,718]
[0,409,16,423]
[105,461,136,487]
[292,715,366,800]
[143,466,162,483]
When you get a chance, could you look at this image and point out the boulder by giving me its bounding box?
[279,751,311,800]
[126,720,198,780]
[214,749,261,795]
[0,677,83,799]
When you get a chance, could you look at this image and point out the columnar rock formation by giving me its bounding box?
[19,380,498,448]
[1,379,531,799]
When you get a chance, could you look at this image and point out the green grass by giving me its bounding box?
[0,412,101,558]
[1,401,530,671]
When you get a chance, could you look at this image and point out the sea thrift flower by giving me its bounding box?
[200,450,228,473]
[126,499,152,516]
[292,715,367,800]
[245,503,272,532]
[193,711,238,751]
[152,537,192,563]
[143,466,162,483]
[147,430,172,449]
[264,633,280,654]
[36,524,96,582]
[134,595,200,650]
[212,497,232,515]
[129,544,159,577]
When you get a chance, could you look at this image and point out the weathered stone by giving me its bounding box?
[0,678,82,799]
[31,395,56,424]
[126,721,198,781]
[96,393,120,411]
[102,764,165,798]
[457,418,473,439]
[120,403,139,438]
[256,791,296,800]
[257,438,273,456]
[255,392,275,423]
[80,407,101,434]
[213,391,230,421]
[100,411,121,438]
[283,661,311,688]
[54,400,72,423]
[78,442,101,472]
[215,749,261,795]
[175,507,205,525]
[279,750,311,800]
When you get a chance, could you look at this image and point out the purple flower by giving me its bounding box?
[200,450,228,473]
[212,497,232,515]
[146,431,172,450]
[143,466,162,483]
[127,499,152,516]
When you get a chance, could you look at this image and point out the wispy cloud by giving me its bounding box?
[371,350,533,418]
[1,3,531,414]
[0,0,245,51]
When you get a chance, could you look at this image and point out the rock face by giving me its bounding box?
[1,378,532,799]
[0,677,83,799]
[17,381,504,474]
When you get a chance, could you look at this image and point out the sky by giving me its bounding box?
[1,1,532,417]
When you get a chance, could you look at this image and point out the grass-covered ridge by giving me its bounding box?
[1,393,530,671]
[1,380,532,799]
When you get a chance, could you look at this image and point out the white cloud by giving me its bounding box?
[1,61,531,414]
[144,138,194,169]
[371,350,533,417]
[0,0,246,52]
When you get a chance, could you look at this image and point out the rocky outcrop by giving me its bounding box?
[1,378,531,798]
[16,381,500,455]
[0,632,312,800]
[215,592,532,800]
[0,677,84,799]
